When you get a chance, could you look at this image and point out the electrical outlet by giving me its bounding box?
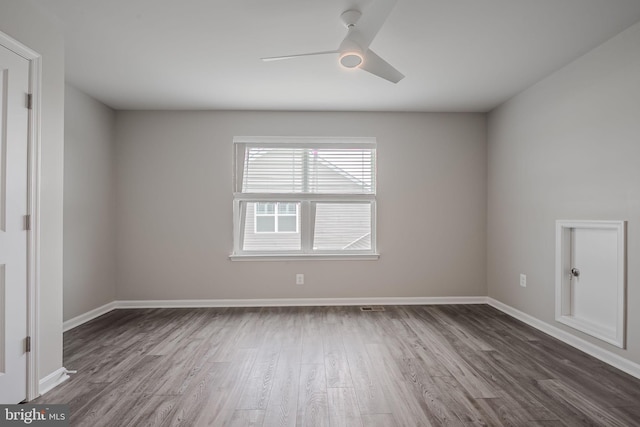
[520,274,527,287]
[296,274,304,285]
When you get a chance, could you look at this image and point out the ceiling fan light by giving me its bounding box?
[339,52,363,68]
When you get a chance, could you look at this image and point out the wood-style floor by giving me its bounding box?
[35,305,640,426]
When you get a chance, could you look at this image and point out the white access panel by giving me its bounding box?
[555,220,626,348]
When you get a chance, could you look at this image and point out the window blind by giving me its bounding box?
[241,147,375,195]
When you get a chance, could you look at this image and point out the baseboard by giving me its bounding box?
[38,367,70,396]
[63,301,118,332]
[487,297,640,380]
[63,296,487,330]
[115,296,488,309]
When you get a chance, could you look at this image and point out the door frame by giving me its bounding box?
[0,30,42,401]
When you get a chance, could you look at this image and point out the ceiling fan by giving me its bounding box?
[261,0,404,83]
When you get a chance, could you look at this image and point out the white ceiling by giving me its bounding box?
[32,0,640,112]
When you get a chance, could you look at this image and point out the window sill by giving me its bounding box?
[229,253,380,262]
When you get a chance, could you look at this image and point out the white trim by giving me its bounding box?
[0,30,42,402]
[229,253,380,261]
[38,367,69,396]
[61,297,488,329]
[555,220,626,348]
[63,301,118,332]
[488,298,640,380]
[115,296,487,308]
[233,136,376,148]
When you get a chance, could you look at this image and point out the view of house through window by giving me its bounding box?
[254,202,299,233]
[232,137,377,258]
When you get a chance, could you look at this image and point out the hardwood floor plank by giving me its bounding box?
[146,310,209,356]
[232,308,265,349]
[610,404,640,425]
[361,413,399,426]
[419,339,498,398]
[366,343,443,426]
[297,364,329,427]
[327,387,363,427]
[527,341,637,407]
[193,350,259,426]
[161,362,229,426]
[430,375,488,424]
[301,335,324,365]
[205,323,246,363]
[343,333,392,414]
[277,308,305,348]
[121,394,180,427]
[394,356,466,426]
[382,378,439,427]
[523,421,566,427]
[138,337,211,396]
[35,379,109,418]
[73,393,146,427]
[537,379,632,427]
[236,344,280,410]
[226,410,265,427]
[262,345,302,427]
[419,306,496,352]
[455,343,566,422]
[322,323,353,388]
[70,355,165,425]
[400,308,499,398]
[473,397,535,426]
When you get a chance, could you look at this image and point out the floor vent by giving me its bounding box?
[360,306,385,312]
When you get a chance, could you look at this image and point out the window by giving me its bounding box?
[232,136,377,259]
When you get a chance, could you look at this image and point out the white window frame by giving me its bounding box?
[231,136,379,261]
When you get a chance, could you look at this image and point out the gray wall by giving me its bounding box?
[64,84,116,320]
[115,111,487,300]
[487,21,640,363]
[0,0,65,380]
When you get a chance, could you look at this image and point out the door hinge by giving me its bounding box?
[26,336,31,353]
[27,93,33,110]
[24,214,31,231]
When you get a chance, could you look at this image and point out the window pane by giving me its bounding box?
[256,216,275,233]
[278,202,297,215]
[278,215,297,232]
[313,203,372,250]
[308,149,375,194]
[243,148,304,193]
[256,202,275,215]
[243,202,301,251]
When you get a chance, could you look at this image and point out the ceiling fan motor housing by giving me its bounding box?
[340,9,362,27]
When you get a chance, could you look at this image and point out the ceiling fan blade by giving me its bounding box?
[261,50,338,62]
[356,0,398,50]
[360,49,404,83]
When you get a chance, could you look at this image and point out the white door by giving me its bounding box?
[0,44,30,403]
[570,227,619,336]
